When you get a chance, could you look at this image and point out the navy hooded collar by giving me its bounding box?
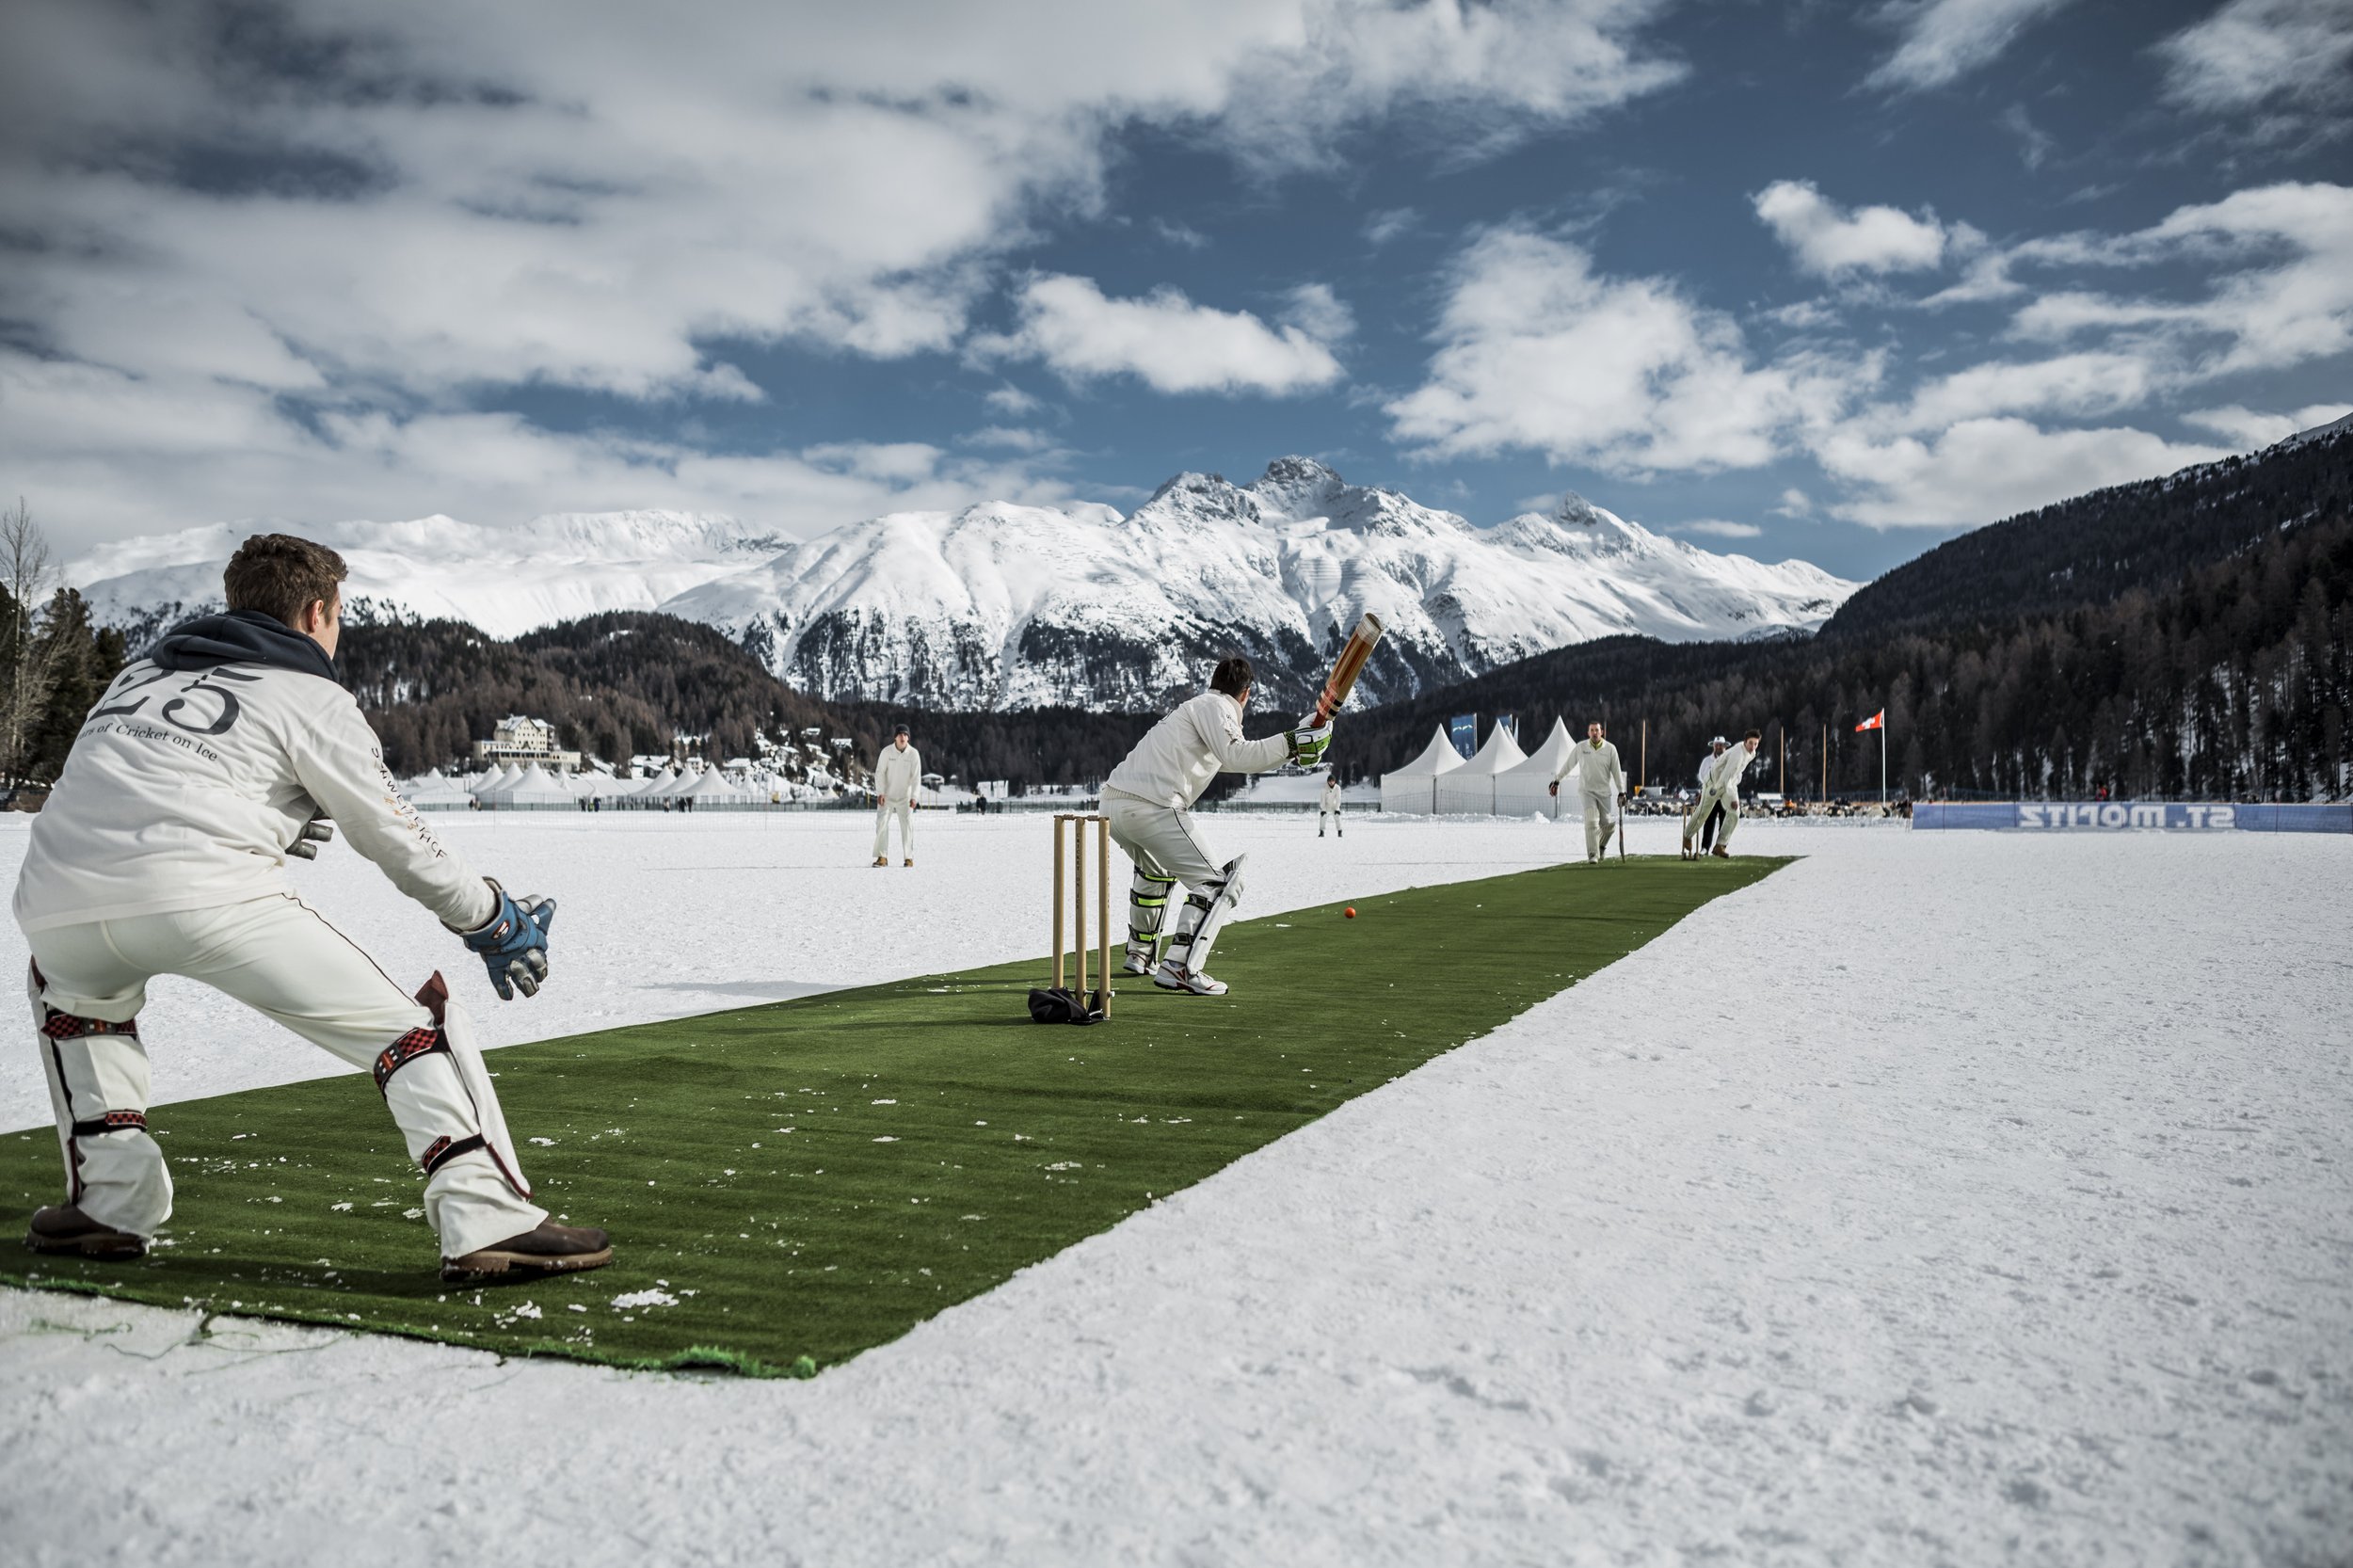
[147,609,340,683]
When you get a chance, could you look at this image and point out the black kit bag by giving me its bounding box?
[1027,986,1105,1025]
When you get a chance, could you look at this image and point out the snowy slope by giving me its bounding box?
[666,457,1857,710]
[71,511,792,643]
[72,460,1856,710]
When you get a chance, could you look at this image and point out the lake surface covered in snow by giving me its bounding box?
[2,812,2346,1565]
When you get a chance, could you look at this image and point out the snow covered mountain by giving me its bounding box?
[71,510,792,644]
[664,457,1855,710]
[72,459,1857,712]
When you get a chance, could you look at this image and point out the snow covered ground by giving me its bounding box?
[2,813,2347,1566]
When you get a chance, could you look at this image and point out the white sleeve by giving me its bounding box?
[1202,701,1290,776]
[292,696,495,931]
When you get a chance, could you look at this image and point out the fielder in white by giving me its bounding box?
[1548,721,1627,862]
[871,722,922,867]
[11,534,610,1284]
[1685,729,1762,857]
[1101,656,1331,996]
[1318,773,1343,838]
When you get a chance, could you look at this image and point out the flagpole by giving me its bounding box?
[1881,721,1887,806]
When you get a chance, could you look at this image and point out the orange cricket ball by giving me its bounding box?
[1344,906,1356,919]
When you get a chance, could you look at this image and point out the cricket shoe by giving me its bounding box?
[1152,961,1227,996]
[441,1220,613,1284]
[1120,946,1159,978]
[1711,845,1731,858]
[24,1204,146,1260]
[871,856,888,868]
[904,858,913,868]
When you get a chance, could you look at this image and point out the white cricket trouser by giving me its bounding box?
[24,893,545,1257]
[1319,808,1341,836]
[1686,790,1741,849]
[872,799,914,858]
[1104,796,1241,971]
[1581,792,1617,858]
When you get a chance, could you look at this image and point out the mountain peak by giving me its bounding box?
[1257,455,1343,489]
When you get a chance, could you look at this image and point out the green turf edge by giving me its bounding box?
[0,1266,822,1379]
[1,855,1794,1378]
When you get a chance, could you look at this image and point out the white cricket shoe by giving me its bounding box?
[1120,945,1158,977]
[1152,960,1227,996]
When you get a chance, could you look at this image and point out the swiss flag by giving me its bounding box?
[1855,710,1884,732]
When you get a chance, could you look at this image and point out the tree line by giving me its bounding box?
[1342,503,2353,802]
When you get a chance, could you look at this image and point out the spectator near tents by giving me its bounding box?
[1379,726,1465,815]
[1434,720,1527,815]
[1494,717,1576,820]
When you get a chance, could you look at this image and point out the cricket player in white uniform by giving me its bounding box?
[1547,721,1626,862]
[1688,737,1728,857]
[12,535,609,1284]
[1685,729,1762,857]
[1318,773,1343,838]
[871,723,922,867]
[1102,656,1331,996]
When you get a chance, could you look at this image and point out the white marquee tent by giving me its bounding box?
[1494,718,1577,820]
[1433,722,1527,815]
[478,763,574,808]
[1378,726,1466,815]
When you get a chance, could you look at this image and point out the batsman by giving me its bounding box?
[1104,617,1377,995]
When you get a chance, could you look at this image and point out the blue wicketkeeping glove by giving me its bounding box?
[457,881,556,1000]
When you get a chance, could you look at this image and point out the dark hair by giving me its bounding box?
[1209,655,1253,698]
[224,534,347,628]
[892,722,909,735]
[1744,728,1762,741]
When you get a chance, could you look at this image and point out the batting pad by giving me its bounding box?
[2,858,1785,1378]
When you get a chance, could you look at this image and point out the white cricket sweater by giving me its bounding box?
[1102,691,1290,810]
[1552,738,1625,798]
[1702,744,1759,801]
[873,744,923,805]
[15,621,495,935]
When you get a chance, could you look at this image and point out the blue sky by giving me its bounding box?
[3,0,2349,582]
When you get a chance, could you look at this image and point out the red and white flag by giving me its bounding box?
[1855,710,1884,732]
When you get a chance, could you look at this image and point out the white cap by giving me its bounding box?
[1710,735,1727,745]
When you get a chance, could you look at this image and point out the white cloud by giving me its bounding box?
[1771,488,1815,517]
[1863,0,2079,93]
[959,425,1060,454]
[1816,417,2229,528]
[1891,351,2161,431]
[983,384,1046,418]
[976,275,1347,396]
[0,0,1681,548]
[0,347,1079,550]
[1364,208,1419,247]
[2182,402,2353,449]
[1385,227,1855,472]
[2156,0,2353,117]
[1213,0,1685,172]
[1674,519,1763,538]
[1279,282,1357,344]
[2006,182,2353,376]
[1753,181,1955,277]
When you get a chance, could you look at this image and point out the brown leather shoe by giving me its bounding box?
[1711,844,1731,858]
[24,1204,146,1260]
[440,1220,613,1283]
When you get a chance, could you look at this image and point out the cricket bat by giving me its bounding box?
[1311,613,1385,727]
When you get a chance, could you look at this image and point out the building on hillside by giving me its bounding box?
[472,715,582,773]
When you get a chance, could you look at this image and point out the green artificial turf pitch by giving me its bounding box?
[3,856,1784,1376]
